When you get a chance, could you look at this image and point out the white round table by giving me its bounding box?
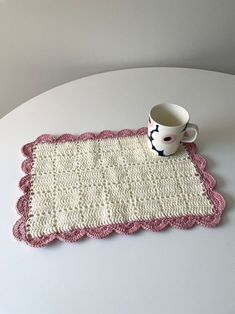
[1,68,234,314]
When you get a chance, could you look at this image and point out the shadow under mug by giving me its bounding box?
[148,103,198,156]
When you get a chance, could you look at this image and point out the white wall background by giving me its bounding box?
[1,0,235,118]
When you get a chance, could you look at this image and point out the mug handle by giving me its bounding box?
[182,123,198,143]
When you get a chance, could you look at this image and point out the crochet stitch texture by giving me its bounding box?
[13,128,225,247]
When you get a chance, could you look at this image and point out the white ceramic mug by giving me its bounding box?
[148,103,198,156]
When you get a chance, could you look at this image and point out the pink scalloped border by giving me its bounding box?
[13,127,225,247]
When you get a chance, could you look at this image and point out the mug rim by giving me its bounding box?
[149,103,189,128]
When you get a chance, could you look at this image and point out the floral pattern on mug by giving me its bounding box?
[161,134,177,144]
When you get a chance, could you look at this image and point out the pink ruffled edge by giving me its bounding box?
[13,127,225,247]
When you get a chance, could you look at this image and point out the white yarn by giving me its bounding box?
[27,135,213,238]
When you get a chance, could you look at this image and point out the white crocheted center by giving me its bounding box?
[27,135,213,238]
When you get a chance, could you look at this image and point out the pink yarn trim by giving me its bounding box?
[13,127,225,247]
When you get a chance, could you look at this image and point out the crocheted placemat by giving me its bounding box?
[13,128,225,247]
